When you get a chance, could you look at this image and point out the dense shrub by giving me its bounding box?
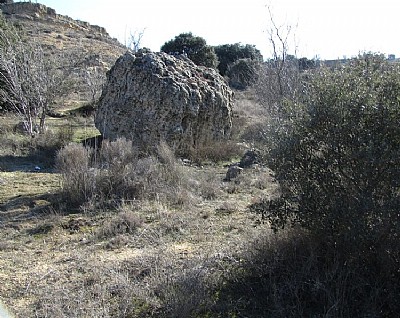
[214,43,263,76]
[161,32,218,69]
[255,56,301,109]
[248,54,400,315]
[264,54,400,244]
[227,58,261,90]
[212,229,400,317]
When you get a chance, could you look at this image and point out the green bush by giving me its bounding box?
[227,58,261,90]
[161,32,218,69]
[263,54,400,246]
[242,53,400,316]
[214,43,263,76]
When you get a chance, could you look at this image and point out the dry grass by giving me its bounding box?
[0,103,278,317]
[2,86,395,316]
[230,89,271,147]
[0,163,274,317]
[187,140,244,164]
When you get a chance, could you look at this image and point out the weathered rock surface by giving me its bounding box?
[95,51,233,153]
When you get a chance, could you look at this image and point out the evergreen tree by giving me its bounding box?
[161,32,218,69]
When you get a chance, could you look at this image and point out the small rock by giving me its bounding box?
[224,164,243,182]
[239,149,261,168]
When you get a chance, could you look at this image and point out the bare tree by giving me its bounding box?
[256,6,300,109]
[84,66,106,104]
[1,33,44,134]
[267,5,292,97]
[125,28,146,53]
[0,19,72,135]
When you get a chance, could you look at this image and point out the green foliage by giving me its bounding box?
[298,57,317,71]
[161,32,218,68]
[226,58,260,90]
[214,43,263,76]
[264,54,400,247]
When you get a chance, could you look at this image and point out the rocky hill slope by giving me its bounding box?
[0,1,126,108]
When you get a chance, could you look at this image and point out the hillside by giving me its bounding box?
[0,1,125,60]
[0,1,126,108]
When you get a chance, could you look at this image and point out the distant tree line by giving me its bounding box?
[160,32,266,89]
[160,32,321,90]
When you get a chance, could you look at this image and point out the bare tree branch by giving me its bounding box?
[0,20,77,135]
[126,28,146,53]
[256,5,300,112]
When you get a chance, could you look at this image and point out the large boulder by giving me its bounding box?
[95,51,233,153]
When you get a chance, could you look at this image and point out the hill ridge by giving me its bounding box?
[0,1,111,38]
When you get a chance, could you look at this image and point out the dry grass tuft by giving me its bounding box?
[56,138,198,209]
[97,210,144,240]
[187,140,244,164]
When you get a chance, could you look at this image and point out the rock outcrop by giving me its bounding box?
[95,51,234,153]
[0,2,108,36]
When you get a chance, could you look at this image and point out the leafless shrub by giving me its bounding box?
[0,116,31,156]
[56,143,95,206]
[82,66,106,104]
[198,179,220,200]
[56,138,195,209]
[118,250,217,318]
[216,201,238,215]
[125,28,146,53]
[156,264,213,317]
[240,120,269,144]
[33,264,150,318]
[0,17,79,136]
[230,113,248,140]
[32,245,225,318]
[32,125,74,153]
[210,227,400,317]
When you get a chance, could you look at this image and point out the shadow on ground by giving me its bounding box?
[0,192,61,225]
[0,153,56,173]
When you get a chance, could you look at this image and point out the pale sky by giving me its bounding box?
[36,0,400,60]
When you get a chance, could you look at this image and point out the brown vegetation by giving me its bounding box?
[1,4,399,318]
[0,88,279,317]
